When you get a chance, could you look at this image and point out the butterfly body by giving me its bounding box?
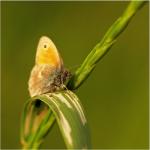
[28,36,70,97]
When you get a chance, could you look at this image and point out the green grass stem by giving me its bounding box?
[67,1,146,90]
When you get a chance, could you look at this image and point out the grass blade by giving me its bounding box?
[21,90,91,149]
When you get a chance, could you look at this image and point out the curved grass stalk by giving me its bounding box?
[21,90,91,149]
[67,1,146,90]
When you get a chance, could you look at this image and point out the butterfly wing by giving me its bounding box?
[28,64,59,97]
[35,36,63,70]
[28,36,64,97]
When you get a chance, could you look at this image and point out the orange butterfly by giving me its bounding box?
[28,36,70,97]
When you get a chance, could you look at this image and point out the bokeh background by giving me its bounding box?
[2,1,149,149]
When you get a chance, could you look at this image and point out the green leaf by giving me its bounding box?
[21,90,91,149]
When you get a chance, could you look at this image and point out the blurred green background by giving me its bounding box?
[2,1,149,149]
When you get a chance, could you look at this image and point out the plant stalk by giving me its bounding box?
[67,1,146,90]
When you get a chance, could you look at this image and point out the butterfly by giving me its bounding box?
[28,36,70,97]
